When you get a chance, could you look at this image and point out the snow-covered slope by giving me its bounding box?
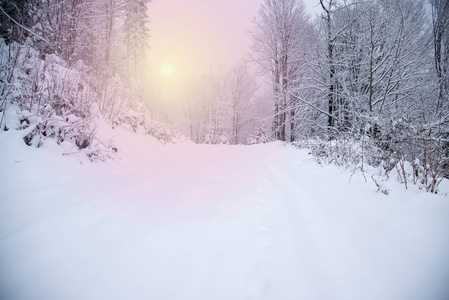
[1,125,449,300]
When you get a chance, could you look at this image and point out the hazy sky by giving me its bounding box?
[148,0,321,80]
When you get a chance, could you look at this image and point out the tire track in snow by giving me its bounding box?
[264,161,335,300]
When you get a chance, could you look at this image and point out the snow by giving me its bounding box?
[1,125,449,300]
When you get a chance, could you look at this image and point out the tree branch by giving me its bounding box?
[0,6,52,45]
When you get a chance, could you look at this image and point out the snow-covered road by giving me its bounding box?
[1,128,449,300]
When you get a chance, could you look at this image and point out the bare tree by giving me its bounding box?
[313,0,432,135]
[431,0,449,112]
[250,0,309,141]
[319,0,338,131]
[226,63,258,144]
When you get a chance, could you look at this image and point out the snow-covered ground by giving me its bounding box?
[1,124,449,300]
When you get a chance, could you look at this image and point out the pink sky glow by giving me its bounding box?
[148,0,321,78]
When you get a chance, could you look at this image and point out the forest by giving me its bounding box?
[0,0,448,192]
[1,1,449,299]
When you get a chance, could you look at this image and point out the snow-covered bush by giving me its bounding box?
[0,39,179,161]
[302,136,372,169]
[301,117,449,194]
[247,126,270,145]
[0,40,110,160]
[218,133,229,145]
[374,118,449,193]
[203,129,229,145]
[204,132,213,144]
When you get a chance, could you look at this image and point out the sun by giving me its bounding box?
[160,63,174,77]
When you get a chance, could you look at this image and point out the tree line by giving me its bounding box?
[250,0,448,191]
[251,0,448,141]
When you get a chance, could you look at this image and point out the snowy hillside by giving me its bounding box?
[1,124,449,300]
